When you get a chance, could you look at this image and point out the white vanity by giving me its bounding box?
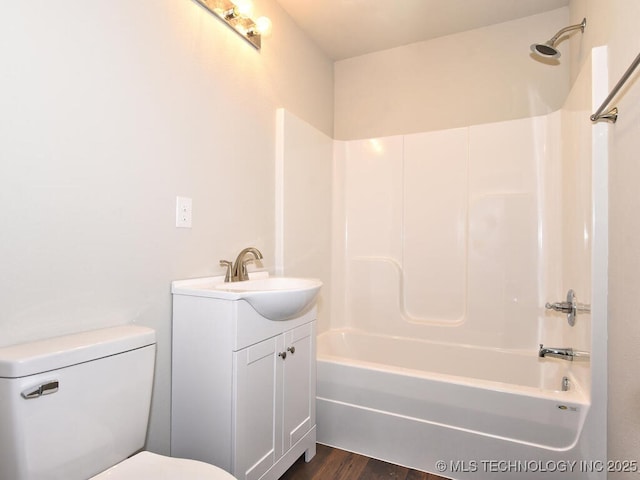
[171,273,321,480]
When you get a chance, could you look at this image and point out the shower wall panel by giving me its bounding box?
[343,137,404,261]
[335,115,561,349]
[276,109,334,332]
[403,128,468,323]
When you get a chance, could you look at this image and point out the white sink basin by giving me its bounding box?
[171,274,322,321]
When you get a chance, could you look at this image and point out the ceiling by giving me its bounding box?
[274,0,569,60]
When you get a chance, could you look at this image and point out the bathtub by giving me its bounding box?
[316,329,591,479]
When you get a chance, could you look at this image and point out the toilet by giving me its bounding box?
[0,325,236,480]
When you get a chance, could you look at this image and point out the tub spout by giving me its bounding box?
[538,344,590,361]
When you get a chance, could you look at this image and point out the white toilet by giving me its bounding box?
[0,325,236,480]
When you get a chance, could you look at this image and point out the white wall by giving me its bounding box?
[0,0,333,454]
[334,8,570,140]
[568,0,640,475]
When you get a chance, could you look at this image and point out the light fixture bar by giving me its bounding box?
[194,0,262,50]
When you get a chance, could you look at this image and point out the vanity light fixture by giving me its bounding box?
[194,0,271,50]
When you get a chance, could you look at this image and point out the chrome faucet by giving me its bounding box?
[220,247,263,282]
[538,344,590,361]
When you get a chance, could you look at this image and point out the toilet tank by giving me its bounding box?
[0,325,156,480]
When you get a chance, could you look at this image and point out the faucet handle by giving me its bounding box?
[545,301,573,313]
[545,289,588,327]
[239,258,254,280]
[242,256,258,268]
[240,253,262,279]
[219,260,232,283]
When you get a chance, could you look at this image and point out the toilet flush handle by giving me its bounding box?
[21,380,59,399]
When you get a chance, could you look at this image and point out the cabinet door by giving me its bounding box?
[233,335,284,480]
[281,322,316,452]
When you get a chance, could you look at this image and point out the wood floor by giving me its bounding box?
[280,444,451,480]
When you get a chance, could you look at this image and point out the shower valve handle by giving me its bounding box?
[545,301,573,313]
[544,289,590,327]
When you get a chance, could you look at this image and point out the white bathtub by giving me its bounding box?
[316,329,591,479]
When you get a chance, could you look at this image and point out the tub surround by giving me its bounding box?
[316,47,605,478]
[332,113,566,350]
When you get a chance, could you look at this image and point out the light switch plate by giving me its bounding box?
[176,196,192,228]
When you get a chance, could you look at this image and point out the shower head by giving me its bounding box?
[530,41,561,58]
[530,18,586,59]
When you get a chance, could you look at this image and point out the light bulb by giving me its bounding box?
[233,0,253,18]
[255,16,272,36]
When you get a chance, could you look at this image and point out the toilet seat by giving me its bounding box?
[90,451,237,479]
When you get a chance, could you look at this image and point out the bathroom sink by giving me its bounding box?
[171,274,322,321]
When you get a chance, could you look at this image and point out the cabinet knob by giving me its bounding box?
[287,346,295,355]
[278,351,287,360]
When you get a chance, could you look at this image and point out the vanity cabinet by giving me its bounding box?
[171,281,317,480]
[234,322,314,479]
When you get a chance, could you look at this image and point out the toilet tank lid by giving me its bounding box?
[0,325,156,378]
